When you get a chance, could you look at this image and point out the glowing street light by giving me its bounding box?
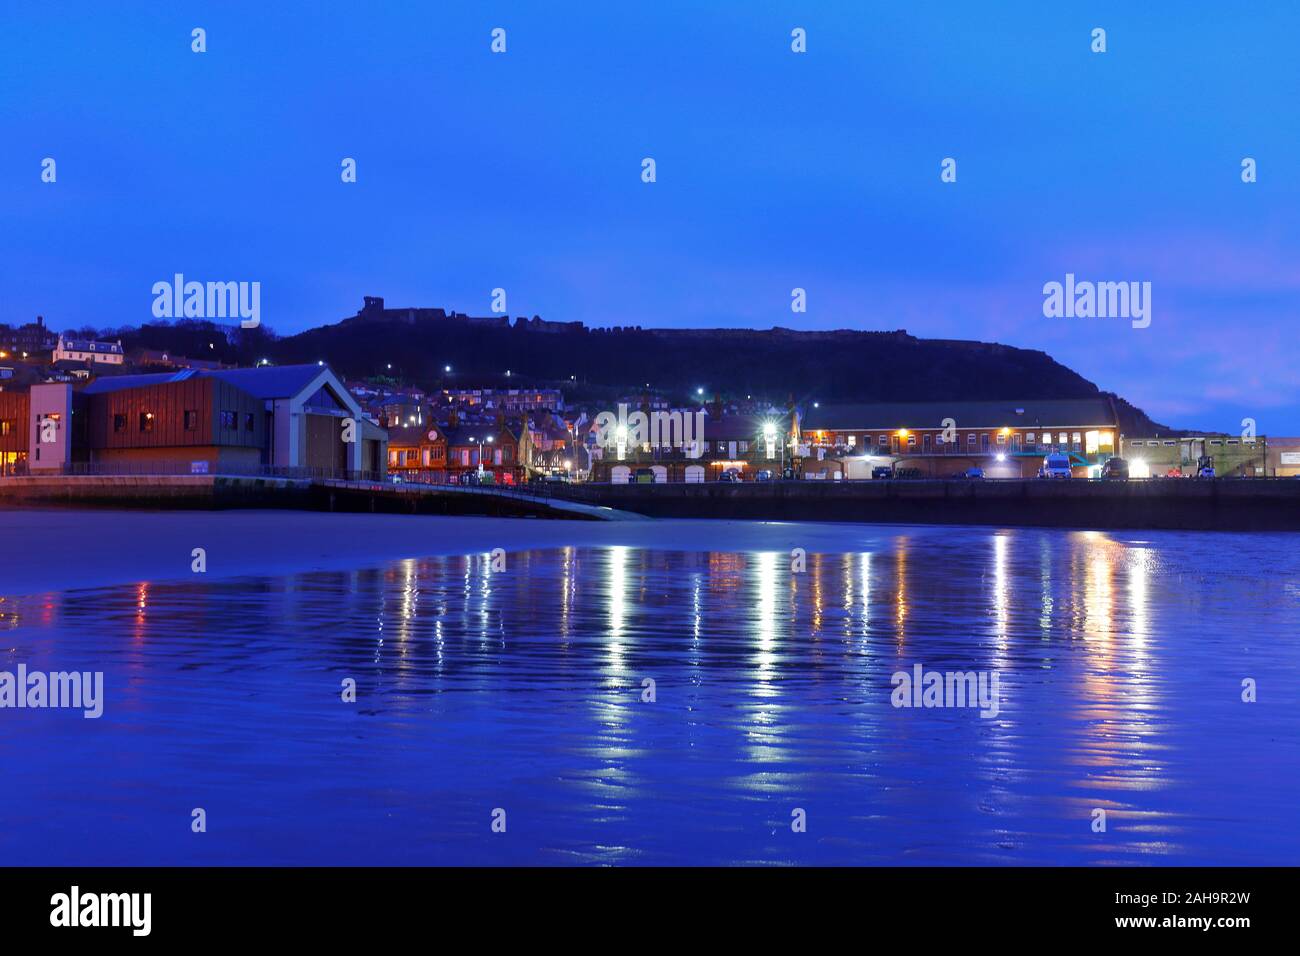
[763,421,780,464]
[472,434,494,474]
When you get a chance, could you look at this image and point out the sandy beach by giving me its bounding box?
[0,507,914,596]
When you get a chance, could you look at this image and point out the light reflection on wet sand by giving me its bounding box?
[1,526,1298,866]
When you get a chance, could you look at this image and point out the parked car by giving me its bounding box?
[1038,452,1072,478]
[633,468,655,484]
[1164,467,1184,478]
[719,468,742,482]
[1100,457,1129,479]
[894,467,924,480]
[963,467,984,479]
[871,466,894,480]
[755,470,774,481]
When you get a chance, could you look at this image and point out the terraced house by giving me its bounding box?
[796,399,1122,478]
[590,413,792,483]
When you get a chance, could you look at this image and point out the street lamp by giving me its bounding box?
[474,435,494,475]
[763,421,785,474]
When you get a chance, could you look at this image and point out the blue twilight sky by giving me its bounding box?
[1,2,1297,432]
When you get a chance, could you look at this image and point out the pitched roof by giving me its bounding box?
[59,337,122,353]
[386,423,442,445]
[705,413,788,441]
[207,365,326,399]
[82,370,198,394]
[799,399,1117,431]
[80,364,349,404]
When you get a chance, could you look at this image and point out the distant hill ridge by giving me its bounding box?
[271,297,1168,435]
[85,295,1167,436]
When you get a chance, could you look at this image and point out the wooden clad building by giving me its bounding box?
[79,373,265,470]
[0,389,29,475]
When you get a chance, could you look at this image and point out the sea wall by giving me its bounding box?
[552,479,1300,531]
[4,475,1299,530]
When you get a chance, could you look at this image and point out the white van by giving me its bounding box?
[1038,452,1072,478]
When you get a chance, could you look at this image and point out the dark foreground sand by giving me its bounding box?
[0,508,917,596]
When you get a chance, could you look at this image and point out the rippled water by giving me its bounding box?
[3,524,1299,865]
